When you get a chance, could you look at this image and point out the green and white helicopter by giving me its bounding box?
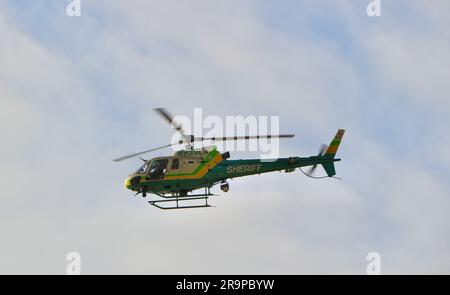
[114,108,345,209]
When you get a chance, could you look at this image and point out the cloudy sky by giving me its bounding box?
[0,0,449,274]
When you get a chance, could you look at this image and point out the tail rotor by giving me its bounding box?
[305,144,328,176]
[301,129,345,179]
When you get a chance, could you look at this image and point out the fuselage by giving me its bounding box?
[124,147,339,195]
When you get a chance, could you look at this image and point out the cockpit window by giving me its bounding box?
[147,159,168,180]
[135,163,148,174]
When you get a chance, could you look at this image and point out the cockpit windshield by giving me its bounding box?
[132,159,168,180]
[134,163,148,174]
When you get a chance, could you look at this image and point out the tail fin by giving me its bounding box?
[322,129,345,177]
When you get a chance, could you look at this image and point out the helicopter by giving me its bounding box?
[113,108,345,210]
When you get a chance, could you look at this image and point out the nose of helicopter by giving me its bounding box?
[124,175,143,191]
[124,177,132,190]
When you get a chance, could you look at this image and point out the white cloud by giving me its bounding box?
[0,0,449,274]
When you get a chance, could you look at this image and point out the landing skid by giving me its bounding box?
[148,187,217,210]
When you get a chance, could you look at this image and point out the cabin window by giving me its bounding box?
[171,159,180,170]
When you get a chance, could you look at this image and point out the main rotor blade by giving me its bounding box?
[154,108,185,135]
[193,134,295,142]
[113,143,176,162]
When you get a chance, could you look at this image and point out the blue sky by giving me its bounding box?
[0,0,449,274]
